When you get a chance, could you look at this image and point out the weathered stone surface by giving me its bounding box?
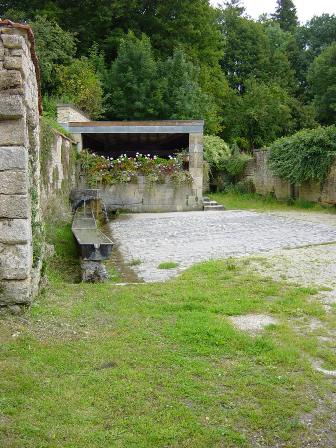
[0,243,30,280]
[0,219,30,244]
[0,195,29,219]
[0,278,31,304]
[189,152,203,169]
[0,26,42,307]
[0,120,26,146]
[81,260,108,283]
[0,70,22,90]
[3,55,22,71]
[0,146,27,170]
[0,170,28,195]
[10,49,23,57]
[0,94,24,119]
[1,34,25,49]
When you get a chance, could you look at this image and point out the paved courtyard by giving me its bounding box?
[108,210,336,283]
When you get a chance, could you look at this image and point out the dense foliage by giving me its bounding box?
[203,135,251,182]
[79,151,193,188]
[308,43,336,125]
[2,0,335,148]
[269,126,336,183]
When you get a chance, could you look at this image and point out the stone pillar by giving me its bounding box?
[0,23,41,307]
[189,133,204,202]
[57,104,89,152]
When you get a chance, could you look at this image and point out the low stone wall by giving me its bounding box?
[246,149,336,204]
[40,121,75,206]
[252,149,291,199]
[74,176,202,213]
[102,179,201,213]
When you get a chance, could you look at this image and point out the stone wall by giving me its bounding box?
[0,23,76,309]
[247,148,336,204]
[0,22,41,307]
[75,177,202,213]
[40,121,75,204]
[252,149,291,199]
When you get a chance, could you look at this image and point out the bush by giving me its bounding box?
[203,135,231,170]
[56,58,103,118]
[269,125,336,183]
[203,136,252,184]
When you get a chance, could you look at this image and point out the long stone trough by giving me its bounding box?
[72,205,113,262]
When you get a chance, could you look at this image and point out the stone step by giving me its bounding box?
[203,196,210,201]
[203,200,218,206]
[204,205,225,211]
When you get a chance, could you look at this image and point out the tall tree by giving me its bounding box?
[158,48,221,133]
[272,0,298,32]
[104,33,159,120]
[220,8,270,91]
[308,43,336,125]
[31,16,77,93]
[288,14,336,98]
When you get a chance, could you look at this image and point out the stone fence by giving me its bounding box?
[0,22,75,310]
[246,149,336,204]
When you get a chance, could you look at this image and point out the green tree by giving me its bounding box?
[221,79,314,149]
[56,58,103,118]
[272,0,298,32]
[220,8,271,91]
[158,49,221,133]
[263,23,295,90]
[31,16,77,93]
[308,43,336,125]
[104,33,159,120]
[291,14,336,96]
[6,0,223,69]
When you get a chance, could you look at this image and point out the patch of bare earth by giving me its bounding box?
[229,314,277,335]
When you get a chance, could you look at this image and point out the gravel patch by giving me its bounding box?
[229,314,277,334]
[108,210,336,282]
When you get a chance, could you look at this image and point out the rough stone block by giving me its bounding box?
[0,146,28,170]
[4,55,22,71]
[0,45,4,61]
[189,152,203,169]
[0,278,31,305]
[0,120,26,146]
[0,219,30,244]
[10,49,23,57]
[0,194,29,219]
[189,133,203,145]
[0,70,22,90]
[0,243,30,280]
[0,170,28,194]
[1,34,25,49]
[0,94,24,119]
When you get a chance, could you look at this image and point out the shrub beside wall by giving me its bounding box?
[269,126,336,184]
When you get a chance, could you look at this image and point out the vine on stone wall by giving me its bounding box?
[269,126,336,184]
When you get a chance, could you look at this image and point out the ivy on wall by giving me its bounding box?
[269,125,336,184]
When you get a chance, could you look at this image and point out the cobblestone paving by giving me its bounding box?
[108,210,336,282]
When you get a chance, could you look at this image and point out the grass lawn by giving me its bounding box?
[210,191,336,214]
[1,223,336,447]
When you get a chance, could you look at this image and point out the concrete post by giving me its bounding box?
[189,133,204,202]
